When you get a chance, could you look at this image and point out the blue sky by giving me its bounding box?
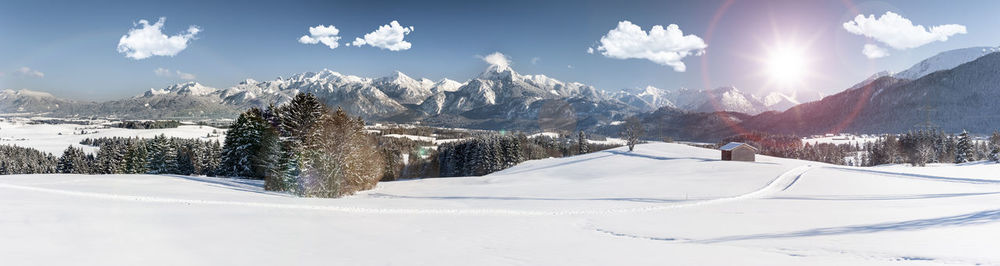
[1,0,999,100]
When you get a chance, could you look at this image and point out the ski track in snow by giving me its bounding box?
[0,165,815,216]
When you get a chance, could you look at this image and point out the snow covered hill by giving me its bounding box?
[3,142,999,265]
[895,46,1000,80]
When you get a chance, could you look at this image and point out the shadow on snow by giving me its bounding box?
[698,208,1000,243]
[366,193,689,203]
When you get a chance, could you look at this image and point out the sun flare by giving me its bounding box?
[766,46,807,88]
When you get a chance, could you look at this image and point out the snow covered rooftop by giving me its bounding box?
[720,142,757,151]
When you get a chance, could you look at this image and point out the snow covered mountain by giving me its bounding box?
[0,89,77,114]
[423,62,612,117]
[612,86,676,111]
[746,51,1000,134]
[613,86,793,114]
[617,46,1000,140]
[372,71,435,105]
[846,47,999,98]
[116,70,472,119]
[1,63,637,131]
[761,91,800,112]
[10,46,997,132]
[681,86,768,114]
[895,46,1000,80]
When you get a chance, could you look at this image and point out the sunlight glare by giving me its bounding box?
[766,46,807,88]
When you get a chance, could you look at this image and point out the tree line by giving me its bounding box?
[0,145,57,175]
[69,135,222,175]
[113,120,181,129]
[437,131,620,177]
[722,132,859,165]
[722,130,1000,166]
[863,130,999,166]
[0,135,221,176]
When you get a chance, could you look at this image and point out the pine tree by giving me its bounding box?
[221,107,278,179]
[124,140,148,174]
[95,141,126,174]
[438,143,454,177]
[147,134,176,174]
[270,93,325,191]
[222,110,252,177]
[163,138,178,174]
[955,130,974,163]
[176,144,195,175]
[204,140,222,176]
[989,131,1000,163]
[58,145,90,174]
[189,142,207,175]
[578,131,589,154]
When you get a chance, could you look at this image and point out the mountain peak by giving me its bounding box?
[152,82,217,97]
[709,86,740,94]
[377,70,416,84]
[479,64,517,80]
[479,52,516,80]
[638,86,662,96]
[432,78,463,93]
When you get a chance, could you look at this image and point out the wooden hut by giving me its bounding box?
[720,142,758,162]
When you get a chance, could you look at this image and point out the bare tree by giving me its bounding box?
[621,116,645,152]
[914,141,935,166]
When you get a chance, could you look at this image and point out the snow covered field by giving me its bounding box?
[0,120,224,155]
[2,143,999,265]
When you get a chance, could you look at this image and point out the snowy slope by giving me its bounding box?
[2,143,999,265]
[895,46,1000,80]
[762,91,801,112]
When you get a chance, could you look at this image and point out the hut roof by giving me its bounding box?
[720,142,758,151]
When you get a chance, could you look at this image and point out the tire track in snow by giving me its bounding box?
[0,165,813,216]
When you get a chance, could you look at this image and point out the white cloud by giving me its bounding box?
[348,21,414,51]
[117,17,200,60]
[593,21,707,72]
[531,57,540,64]
[862,44,890,59]
[154,67,196,80]
[298,25,341,50]
[154,67,172,77]
[567,65,574,69]
[587,47,594,54]
[481,52,510,69]
[843,11,966,55]
[176,71,196,80]
[16,67,44,78]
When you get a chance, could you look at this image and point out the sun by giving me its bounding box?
[765,46,807,88]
